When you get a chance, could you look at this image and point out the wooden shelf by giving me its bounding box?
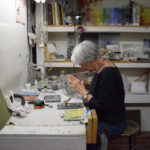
[44,62,150,68]
[43,25,150,33]
[116,63,150,68]
[44,62,75,68]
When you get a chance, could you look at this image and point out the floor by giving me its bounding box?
[107,132,150,150]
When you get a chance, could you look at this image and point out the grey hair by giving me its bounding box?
[71,40,101,64]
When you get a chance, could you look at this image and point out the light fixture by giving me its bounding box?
[41,0,46,3]
[34,0,46,3]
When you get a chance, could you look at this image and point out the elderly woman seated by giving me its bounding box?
[67,40,127,150]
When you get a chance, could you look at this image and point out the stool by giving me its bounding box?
[121,120,140,150]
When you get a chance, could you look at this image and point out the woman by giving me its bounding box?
[67,40,126,150]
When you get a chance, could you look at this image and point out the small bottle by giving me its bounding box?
[60,70,66,88]
[36,69,41,81]
[60,70,66,81]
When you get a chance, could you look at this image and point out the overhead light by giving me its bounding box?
[34,0,46,3]
[34,0,40,3]
[41,0,46,3]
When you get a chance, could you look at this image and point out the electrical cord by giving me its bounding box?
[9,94,25,106]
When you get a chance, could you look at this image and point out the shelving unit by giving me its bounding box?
[36,2,150,105]
[33,0,150,132]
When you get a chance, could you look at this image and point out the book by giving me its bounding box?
[64,109,84,121]
[52,2,56,25]
[61,7,65,25]
[54,2,59,25]
[47,3,53,25]
[15,91,39,101]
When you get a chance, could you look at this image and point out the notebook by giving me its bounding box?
[64,109,84,121]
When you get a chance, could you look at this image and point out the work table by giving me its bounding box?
[0,89,87,150]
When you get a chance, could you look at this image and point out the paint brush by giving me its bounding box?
[63,97,71,107]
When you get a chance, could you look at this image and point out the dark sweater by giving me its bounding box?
[88,67,126,125]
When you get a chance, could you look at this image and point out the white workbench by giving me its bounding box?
[0,89,86,150]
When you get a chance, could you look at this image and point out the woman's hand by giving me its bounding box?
[67,74,88,96]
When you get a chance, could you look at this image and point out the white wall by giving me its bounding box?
[0,0,29,95]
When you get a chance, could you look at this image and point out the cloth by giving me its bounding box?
[88,67,126,124]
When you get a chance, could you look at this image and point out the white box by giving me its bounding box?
[131,81,146,94]
[106,45,119,52]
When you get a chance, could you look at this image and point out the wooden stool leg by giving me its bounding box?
[129,135,137,150]
[129,136,132,150]
[133,135,137,150]
[129,136,137,150]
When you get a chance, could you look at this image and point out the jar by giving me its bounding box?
[36,69,41,81]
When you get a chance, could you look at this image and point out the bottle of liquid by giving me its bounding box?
[60,70,66,88]
[36,69,41,81]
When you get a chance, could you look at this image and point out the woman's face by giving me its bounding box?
[79,60,95,72]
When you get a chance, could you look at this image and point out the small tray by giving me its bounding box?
[57,103,84,109]
[44,95,61,103]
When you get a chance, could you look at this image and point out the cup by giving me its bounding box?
[25,83,31,90]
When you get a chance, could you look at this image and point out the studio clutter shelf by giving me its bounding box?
[43,25,150,33]
[36,2,150,105]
